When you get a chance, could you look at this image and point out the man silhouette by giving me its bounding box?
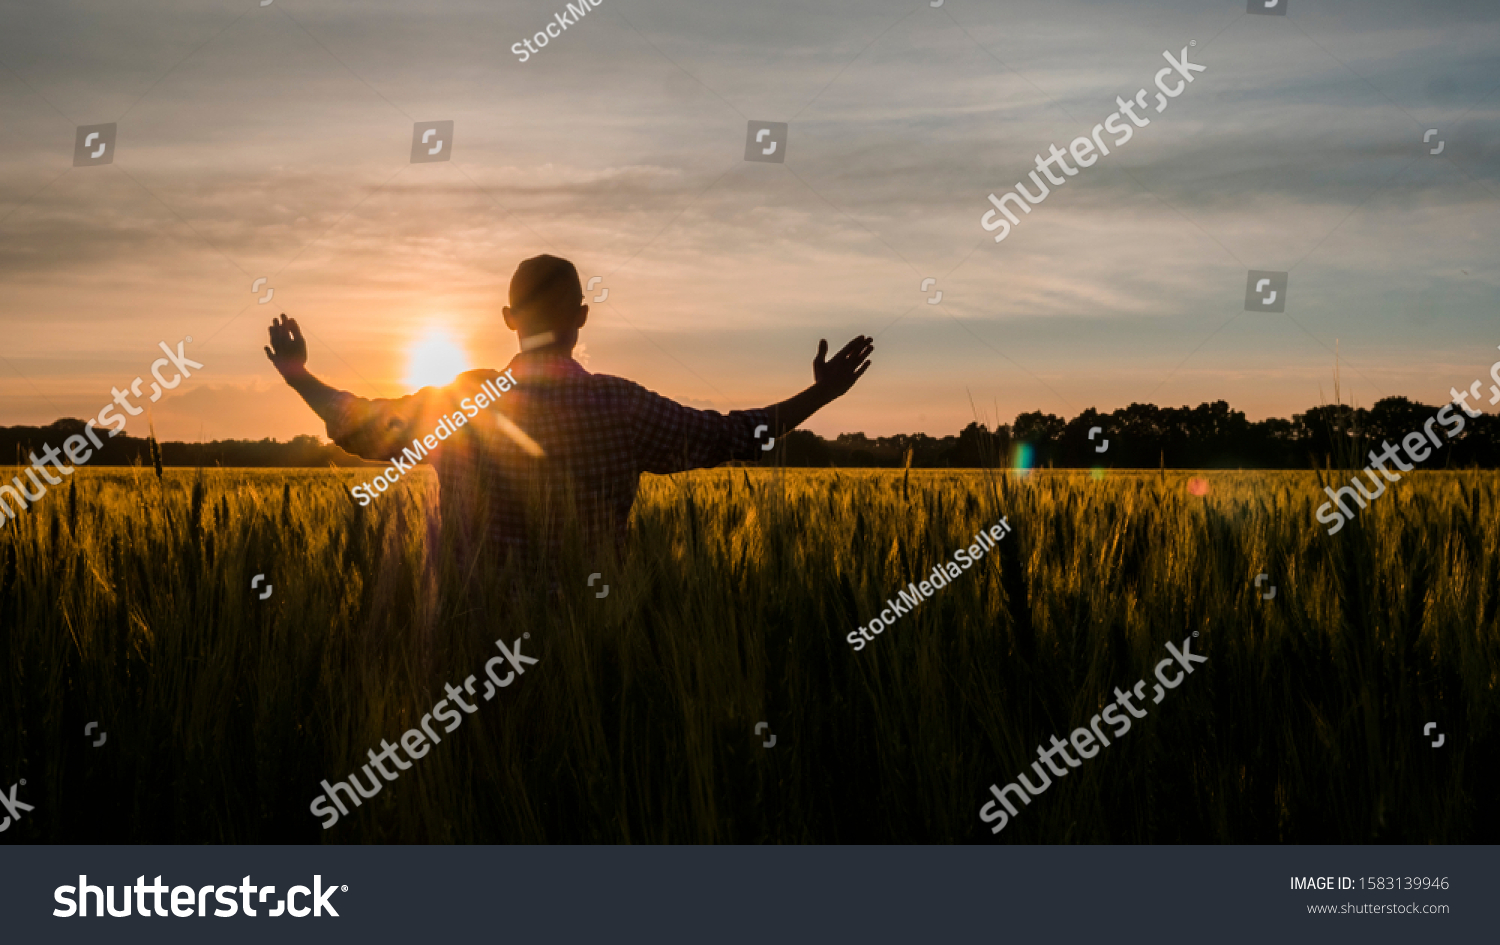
[266,254,873,561]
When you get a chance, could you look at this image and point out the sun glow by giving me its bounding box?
[404,329,470,389]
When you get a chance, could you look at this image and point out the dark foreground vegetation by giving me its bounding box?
[2,466,1494,842]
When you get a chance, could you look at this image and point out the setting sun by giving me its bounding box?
[404,329,470,390]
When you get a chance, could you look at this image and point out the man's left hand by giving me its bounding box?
[812,335,874,400]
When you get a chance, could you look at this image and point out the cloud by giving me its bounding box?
[1,0,1498,437]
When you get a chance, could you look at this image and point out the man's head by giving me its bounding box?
[503,254,588,349]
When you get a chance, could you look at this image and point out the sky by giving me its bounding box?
[1,0,1498,442]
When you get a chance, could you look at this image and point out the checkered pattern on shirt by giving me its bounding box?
[324,352,770,559]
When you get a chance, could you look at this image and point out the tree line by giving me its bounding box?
[0,419,366,469]
[777,397,1500,468]
[6,396,1500,470]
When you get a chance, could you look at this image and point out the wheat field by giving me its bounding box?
[2,465,1496,842]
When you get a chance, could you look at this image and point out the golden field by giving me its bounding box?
[2,466,1495,842]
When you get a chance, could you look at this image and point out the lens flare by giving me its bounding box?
[1011,442,1035,476]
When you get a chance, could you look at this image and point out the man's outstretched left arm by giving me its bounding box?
[763,335,873,442]
[633,335,872,473]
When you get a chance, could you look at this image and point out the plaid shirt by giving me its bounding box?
[323,350,770,560]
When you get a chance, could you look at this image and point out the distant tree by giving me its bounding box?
[942,421,1007,467]
[1245,416,1301,468]
[1012,411,1065,442]
[777,429,830,466]
[1365,397,1434,450]
[1294,404,1363,468]
[1060,408,1109,467]
[1176,401,1250,466]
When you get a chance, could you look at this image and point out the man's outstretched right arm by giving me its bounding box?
[265,314,429,461]
[266,314,343,421]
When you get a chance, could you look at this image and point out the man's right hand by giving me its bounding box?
[264,314,309,379]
